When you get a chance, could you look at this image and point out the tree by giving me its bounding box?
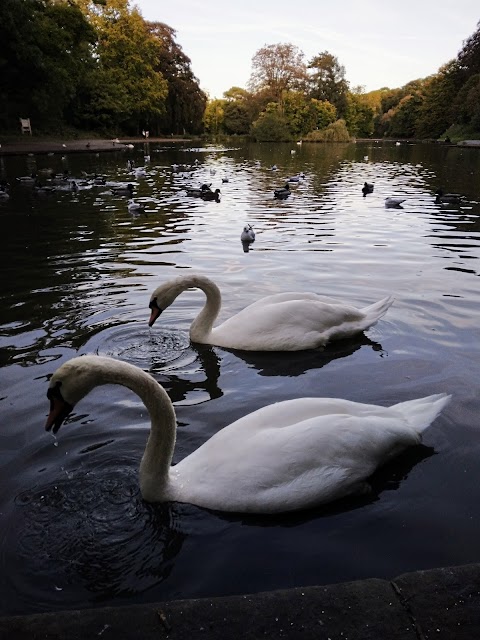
[74,0,168,133]
[147,22,206,135]
[454,74,480,129]
[414,62,460,138]
[248,43,307,102]
[344,92,375,137]
[282,92,336,137]
[456,20,480,76]
[308,51,349,117]
[0,0,96,130]
[223,101,251,134]
[203,99,226,134]
[250,105,291,142]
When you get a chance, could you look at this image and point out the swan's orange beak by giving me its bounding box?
[45,384,73,434]
[148,298,162,327]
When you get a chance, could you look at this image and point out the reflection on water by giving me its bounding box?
[229,334,384,377]
[1,141,480,615]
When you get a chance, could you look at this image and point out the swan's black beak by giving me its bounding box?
[45,383,73,434]
[148,298,163,327]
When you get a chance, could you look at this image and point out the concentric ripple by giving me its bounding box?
[4,467,185,611]
[79,324,193,371]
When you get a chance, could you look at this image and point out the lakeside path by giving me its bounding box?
[0,136,191,156]
[1,562,480,639]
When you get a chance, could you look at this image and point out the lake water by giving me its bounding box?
[1,140,480,616]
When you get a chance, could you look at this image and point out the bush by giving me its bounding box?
[303,119,351,142]
[250,111,292,141]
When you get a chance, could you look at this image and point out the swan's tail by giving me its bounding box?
[360,295,394,326]
[392,393,451,434]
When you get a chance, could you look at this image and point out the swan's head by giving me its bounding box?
[148,278,186,327]
[45,356,107,433]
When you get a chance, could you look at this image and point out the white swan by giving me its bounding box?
[148,274,394,351]
[45,356,450,513]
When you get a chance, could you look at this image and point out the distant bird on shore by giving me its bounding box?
[362,182,374,197]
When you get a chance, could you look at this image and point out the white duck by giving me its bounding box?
[45,356,450,513]
[148,274,394,351]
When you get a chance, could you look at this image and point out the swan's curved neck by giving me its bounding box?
[186,276,222,343]
[95,360,177,501]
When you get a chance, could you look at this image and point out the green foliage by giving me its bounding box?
[250,109,292,142]
[223,101,251,135]
[0,0,203,136]
[203,99,226,134]
[147,23,206,134]
[308,51,349,118]
[344,93,375,137]
[414,63,459,138]
[304,119,351,142]
[454,74,480,129]
[0,0,96,129]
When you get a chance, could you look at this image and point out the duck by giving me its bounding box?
[240,224,255,244]
[435,189,462,204]
[274,183,291,199]
[200,188,221,202]
[111,183,134,197]
[385,197,406,207]
[48,170,70,184]
[33,181,56,194]
[287,173,305,183]
[16,173,37,184]
[148,274,394,351]
[45,355,450,513]
[362,182,374,197]
[127,198,145,214]
[186,183,212,197]
[0,183,10,200]
[135,167,147,178]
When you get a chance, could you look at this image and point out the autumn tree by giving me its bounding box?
[308,51,349,117]
[203,99,226,134]
[248,43,307,102]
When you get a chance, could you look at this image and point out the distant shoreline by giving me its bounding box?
[0,136,193,157]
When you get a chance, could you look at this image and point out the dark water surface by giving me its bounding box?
[1,141,480,615]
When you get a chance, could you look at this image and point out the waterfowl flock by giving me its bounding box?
[0,147,457,515]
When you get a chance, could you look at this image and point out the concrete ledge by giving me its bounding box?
[0,137,191,156]
[1,563,479,639]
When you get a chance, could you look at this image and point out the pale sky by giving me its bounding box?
[135,0,479,98]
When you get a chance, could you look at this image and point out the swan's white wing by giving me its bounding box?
[212,298,366,350]
[170,399,421,513]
